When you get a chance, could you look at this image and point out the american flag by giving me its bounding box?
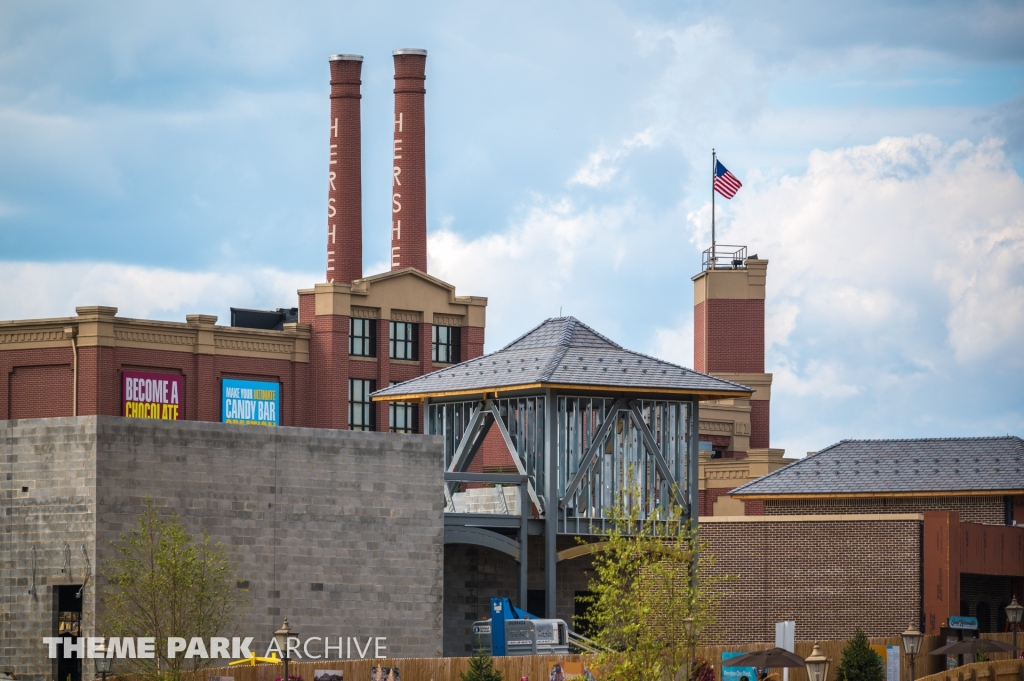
[714,160,742,199]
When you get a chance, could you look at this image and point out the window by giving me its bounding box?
[388,382,418,434]
[349,318,376,357]
[349,378,376,431]
[432,325,461,364]
[389,321,418,360]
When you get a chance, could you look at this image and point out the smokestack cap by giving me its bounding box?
[393,48,428,56]
[329,54,364,61]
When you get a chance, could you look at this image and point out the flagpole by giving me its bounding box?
[711,148,716,269]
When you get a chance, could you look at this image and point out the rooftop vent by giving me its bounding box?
[230,307,298,331]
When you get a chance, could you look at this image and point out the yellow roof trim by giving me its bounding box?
[372,382,752,403]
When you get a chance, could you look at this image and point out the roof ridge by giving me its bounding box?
[833,435,1022,444]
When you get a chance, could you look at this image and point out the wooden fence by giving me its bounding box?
[104,633,1020,681]
[915,659,1024,681]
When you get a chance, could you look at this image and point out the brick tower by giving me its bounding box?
[326,54,364,285]
[390,49,428,272]
[693,251,791,516]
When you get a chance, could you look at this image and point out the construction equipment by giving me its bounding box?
[471,598,608,656]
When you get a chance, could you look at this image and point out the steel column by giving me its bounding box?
[545,389,557,618]
[519,477,528,610]
[688,396,700,595]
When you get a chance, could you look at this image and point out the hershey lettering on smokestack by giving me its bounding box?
[327,54,363,284]
[391,49,428,272]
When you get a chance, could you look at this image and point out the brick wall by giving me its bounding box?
[749,399,769,449]
[959,574,1014,632]
[765,496,1005,525]
[704,299,764,374]
[701,517,922,643]
[694,301,706,373]
[1,416,445,680]
[8,363,73,419]
[1,348,75,419]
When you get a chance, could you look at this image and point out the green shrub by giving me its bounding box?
[837,629,885,681]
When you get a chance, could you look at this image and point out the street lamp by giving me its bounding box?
[805,643,830,681]
[1006,597,1023,657]
[94,639,113,681]
[275,619,297,681]
[901,625,923,681]
[681,618,696,681]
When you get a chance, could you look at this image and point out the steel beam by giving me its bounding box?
[628,402,688,510]
[489,402,544,514]
[545,389,557,619]
[446,401,487,473]
[558,399,622,509]
[519,475,528,610]
[444,526,520,561]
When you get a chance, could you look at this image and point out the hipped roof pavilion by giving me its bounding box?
[373,317,751,618]
[373,316,752,403]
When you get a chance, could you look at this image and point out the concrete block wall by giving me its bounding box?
[1,417,98,681]
[2,416,445,681]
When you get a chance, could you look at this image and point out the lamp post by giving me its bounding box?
[901,625,923,681]
[1006,597,1023,657]
[94,639,113,681]
[275,619,297,681]
[681,617,696,681]
[805,643,830,681]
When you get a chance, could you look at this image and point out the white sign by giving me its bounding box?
[886,646,901,681]
[775,622,796,681]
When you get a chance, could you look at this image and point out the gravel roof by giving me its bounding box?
[730,436,1024,497]
[372,316,752,400]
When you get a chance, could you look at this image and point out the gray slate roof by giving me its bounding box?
[372,316,752,400]
[730,436,1024,497]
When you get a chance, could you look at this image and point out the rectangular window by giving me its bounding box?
[431,325,461,364]
[388,381,418,434]
[389,321,418,360]
[348,378,376,431]
[349,318,376,357]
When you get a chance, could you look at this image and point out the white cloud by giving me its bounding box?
[0,261,315,323]
[652,317,694,369]
[723,135,1024,366]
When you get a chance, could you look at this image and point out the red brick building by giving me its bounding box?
[0,50,485,433]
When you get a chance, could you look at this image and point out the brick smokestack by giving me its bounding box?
[327,54,363,284]
[391,49,428,272]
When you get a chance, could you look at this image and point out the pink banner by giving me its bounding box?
[122,371,182,420]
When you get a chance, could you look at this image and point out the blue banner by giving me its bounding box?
[723,652,758,681]
[222,378,280,426]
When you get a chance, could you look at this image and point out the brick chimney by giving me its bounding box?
[391,49,428,272]
[327,54,363,284]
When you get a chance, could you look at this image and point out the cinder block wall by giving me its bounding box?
[2,417,445,681]
[0,417,99,681]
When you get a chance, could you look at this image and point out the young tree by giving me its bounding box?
[577,479,728,681]
[837,629,885,681]
[102,499,248,681]
[459,646,503,681]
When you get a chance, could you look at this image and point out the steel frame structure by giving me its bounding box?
[428,387,700,619]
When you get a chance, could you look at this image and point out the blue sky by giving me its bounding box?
[1,1,1022,456]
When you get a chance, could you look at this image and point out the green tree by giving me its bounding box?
[459,646,503,681]
[577,478,729,681]
[837,629,885,681]
[102,499,248,681]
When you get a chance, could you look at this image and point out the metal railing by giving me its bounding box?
[568,630,611,655]
[702,244,747,271]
